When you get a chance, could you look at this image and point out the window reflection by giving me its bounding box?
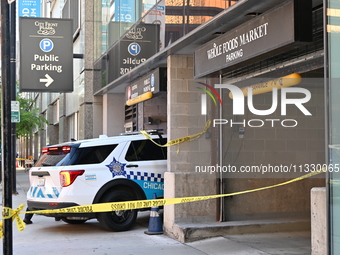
[94,0,238,86]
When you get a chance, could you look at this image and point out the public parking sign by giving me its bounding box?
[19,17,73,92]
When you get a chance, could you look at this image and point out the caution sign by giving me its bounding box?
[229,73,302,98]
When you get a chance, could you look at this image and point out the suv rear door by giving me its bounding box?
[28,143,121,204]
[118,138,167,199]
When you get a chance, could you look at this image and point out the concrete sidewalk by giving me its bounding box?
[0,169,311,255]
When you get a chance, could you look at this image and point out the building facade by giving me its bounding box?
[18,0,340,253]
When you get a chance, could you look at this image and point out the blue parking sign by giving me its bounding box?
[40,39,54,52]
[128,43,141,56]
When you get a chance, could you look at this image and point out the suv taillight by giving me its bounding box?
[60,170,85,187]
[42,146,71,155]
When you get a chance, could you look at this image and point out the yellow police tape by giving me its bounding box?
[16,158,29,161]
[1,120,213,234]
[1,204,26,238]
[140,120,211,148]
[1,166,326,237]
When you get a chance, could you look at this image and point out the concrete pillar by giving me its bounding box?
[78,0,103,140]
[103,93,125,136]
[78,103,93,139]
[46,104,59,145]
[164,55,217,242]
[58,94,68,143]
[311,187,327,255]
[39,128,46,151]
[93,95,103,137]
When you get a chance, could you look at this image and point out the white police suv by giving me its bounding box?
[27,131,167,231]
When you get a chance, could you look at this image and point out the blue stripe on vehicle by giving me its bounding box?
[52,187,60,198]
[32,187,38,197]
[36,188,45,198]
[132,179,164,199]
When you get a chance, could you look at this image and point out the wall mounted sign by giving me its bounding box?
[107,23,160,83]
[194,0,312,78]
[125,68,166,105]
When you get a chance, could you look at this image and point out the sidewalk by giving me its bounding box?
[0,168,311,255]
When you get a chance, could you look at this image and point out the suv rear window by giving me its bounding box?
[35,153,67,167]
[69,144,118,165]
[125,139,167,161]
[35,144,118,167]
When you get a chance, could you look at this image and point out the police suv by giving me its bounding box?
[27,131,167,231]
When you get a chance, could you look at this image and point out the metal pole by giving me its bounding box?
[1,0,14,254]
[10,0,17,194]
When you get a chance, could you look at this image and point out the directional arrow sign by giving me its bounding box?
[19,17,73,92]
[40,74,54,87]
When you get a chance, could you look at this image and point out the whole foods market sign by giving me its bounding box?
[194,0,312,78]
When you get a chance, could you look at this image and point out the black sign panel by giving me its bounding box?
[125,68,167,102]
[194,0,312,78]
[107,23,160,83]
[19,17,73,92]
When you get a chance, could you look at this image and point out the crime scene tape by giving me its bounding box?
[1,120,214,232]
[1,166,326,238]
[1,204,26,238]
[16,156,33,161]
[140,120,211,148]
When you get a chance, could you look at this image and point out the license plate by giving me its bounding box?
[37,178,45,187]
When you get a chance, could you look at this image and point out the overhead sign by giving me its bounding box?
[125,68,167,105]
[126,92,153,106]
[18,0,41,17]
[230,73,303,98]
[107,23,160,83]
[194,0,312,78]
[19,17,73,92]
[114,0,135,22]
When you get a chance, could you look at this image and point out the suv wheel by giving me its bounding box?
[97,190,137,231]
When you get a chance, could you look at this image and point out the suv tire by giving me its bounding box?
[97,190,137,231]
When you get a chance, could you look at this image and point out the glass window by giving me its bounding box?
[73,145,118,164]
[62,0,80,36]
[35,144,118,167]
[125,139,167,161]
[35,153,67,167]
[327,1,340,253]
[93,0,239,88]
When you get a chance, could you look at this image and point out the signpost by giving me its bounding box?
[2,1,14,254]
[19,17,73,92]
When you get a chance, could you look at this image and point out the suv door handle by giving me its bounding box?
[126,164,139,168]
